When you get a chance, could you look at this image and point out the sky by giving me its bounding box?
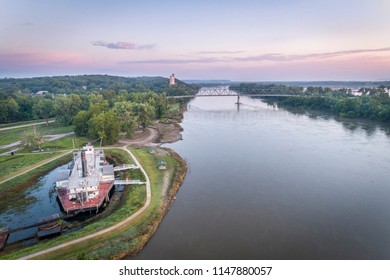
[1,0,390,81]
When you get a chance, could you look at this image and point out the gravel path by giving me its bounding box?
[119,127,159,147]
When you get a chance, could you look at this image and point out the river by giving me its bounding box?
[134,93,390,259]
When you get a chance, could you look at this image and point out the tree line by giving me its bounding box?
[0,75,199,124]
[231,83,390,122]
[73,91,171,144]
[0,74,199,96]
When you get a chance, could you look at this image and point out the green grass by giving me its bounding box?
[0,153,54,179]
[0,118,55,128]
[40,136,90,150]
[104,148,135,165]
[0,152,72,192]
[0,122,74,147]
[0,147,183,260]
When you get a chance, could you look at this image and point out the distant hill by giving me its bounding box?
[183,80,231,85]
[230,80,390,88]
[0,74,199,96]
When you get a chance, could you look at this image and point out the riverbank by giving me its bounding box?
[124,148,187,258]
[118,104,186,147]
[0,146,186,259]
[0,104,188,259]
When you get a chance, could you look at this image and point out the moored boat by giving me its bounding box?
[36,213,62,238]
[55,144,115,215]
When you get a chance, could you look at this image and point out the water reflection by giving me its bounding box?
[135,94,390,260]
[260,98,390,137]
[0,164,67,242]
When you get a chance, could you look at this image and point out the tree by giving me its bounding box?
[113,101,137,138]
[88,93,109,116]
[20,125,45,151]
[131,103,155,129]
[33,98,54,125]
[88,110,120,144]
[155,92,168,119]
[16,94,34,121]
[6,97,19,122]
[54,94,82,125]
[0,97,8,123]
[73,110,91,136]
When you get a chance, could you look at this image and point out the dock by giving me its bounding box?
[113,164,139,172]
[114,179,145,185]
[0,214,62,251]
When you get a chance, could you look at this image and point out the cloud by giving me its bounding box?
[235,47,390,63]
[121,57,226,64]
[120,46,390,65]
[196,50,244,54]
[92,40,155,50]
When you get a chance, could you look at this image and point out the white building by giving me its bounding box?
[35,90,49,95]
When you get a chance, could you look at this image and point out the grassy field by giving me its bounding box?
[0,134,98,190]
[0,118,55,128]
[0,119,89,188]
[0,153,52,179]
[0,151,73,192]
[0,147,184,259]
[40,136,90,151]
[0,122,74,147]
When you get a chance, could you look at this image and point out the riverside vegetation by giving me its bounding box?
[0,75,195,259]
[1,147,187,259]
[230,83,390,122]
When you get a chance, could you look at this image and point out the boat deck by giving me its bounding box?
[57,182,114,214]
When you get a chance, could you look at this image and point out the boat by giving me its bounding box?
[55,144,115,215]
[37,225,62,238]
[37,213,62,231]
[36,214,63,238]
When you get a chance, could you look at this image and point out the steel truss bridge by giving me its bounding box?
[170,87,295,103]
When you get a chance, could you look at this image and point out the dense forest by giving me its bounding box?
[0,75,199,124]
[231,83,390,122]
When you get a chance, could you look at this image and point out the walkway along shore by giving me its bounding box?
[18,146,151,260]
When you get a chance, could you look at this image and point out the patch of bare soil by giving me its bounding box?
[118,109,185,147]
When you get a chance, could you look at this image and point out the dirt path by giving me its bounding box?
[160,170,172,197]
[0,120,55,131]
[18,146,151,260]
[119,127,159,147]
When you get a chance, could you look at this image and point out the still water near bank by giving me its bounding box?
[0,163,68,243]
[135,93,390,260]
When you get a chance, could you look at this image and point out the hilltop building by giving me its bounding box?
[169,73,175,85]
